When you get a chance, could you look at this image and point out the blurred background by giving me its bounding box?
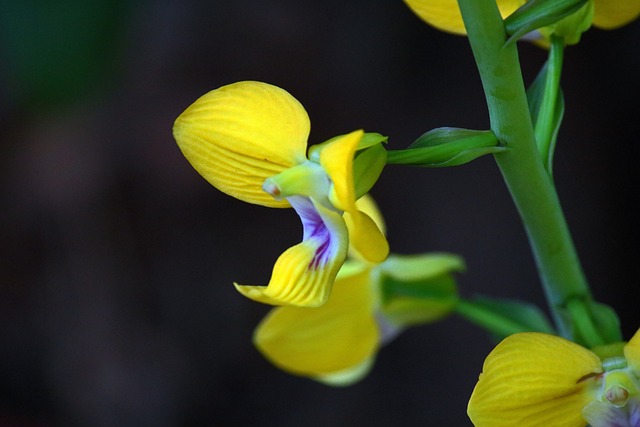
[1,1,639,426]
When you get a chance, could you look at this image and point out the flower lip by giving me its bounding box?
[290,196,336,271]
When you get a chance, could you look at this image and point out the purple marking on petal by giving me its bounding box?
[583,399,640,427]
[288,196,337,270]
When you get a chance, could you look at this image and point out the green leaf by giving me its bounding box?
[379,253,464,327]
[458,295,556,341]
[386,128,504,167]
[357,132,388,150]
[504,0,589,45]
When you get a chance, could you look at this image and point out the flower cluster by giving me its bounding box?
[173,80,462,383]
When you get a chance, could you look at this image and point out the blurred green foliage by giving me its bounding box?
[0,0,129,114]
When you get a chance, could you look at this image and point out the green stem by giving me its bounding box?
[455,299,544,338]
[456,0,593,342]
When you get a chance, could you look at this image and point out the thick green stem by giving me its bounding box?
[456,0,592,341]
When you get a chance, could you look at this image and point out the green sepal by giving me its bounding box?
[587,301,623,344]
[504,0,589,45]
[310,132,387,159]
[379,253,464,327]
[562,298,622,347]
[353,143,387,199]
[527,58,565,174]
[586,300,622,344]
[386,128,504,167]
[457,295,556,341]
[357,132,388,150]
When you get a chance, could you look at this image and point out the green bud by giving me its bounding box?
[548,0,594,45]
[386,128,503,167]
[504,0,589,45]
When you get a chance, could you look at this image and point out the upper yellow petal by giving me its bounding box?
[253,262,379,380]
[593,0,640,29]
[624,328,640,372]
[403,0,525,35]
[234,196,348,307]
[320,130,389,263]
[173,81,310,207]
[468,332,602,427]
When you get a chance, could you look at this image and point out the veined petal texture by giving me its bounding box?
[234,196,348,307]
[254,263,378,379]
[468,332,602,427]
[173,81,310,207]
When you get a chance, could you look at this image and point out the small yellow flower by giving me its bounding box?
[254,196,462,385]
[467,328,640,427]
[404,0,640,41]
[173,81,388,307]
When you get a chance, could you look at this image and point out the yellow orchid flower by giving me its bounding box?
[467,328,640,427]
[253,196,463,385]
[404,0,640,42]
[172,81,388,307]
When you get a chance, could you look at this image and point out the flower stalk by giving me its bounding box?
[456,0,606,344]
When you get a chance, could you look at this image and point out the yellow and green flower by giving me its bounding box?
[254,196,463,385]
[467,328,640,426]
[404,0,640,44]
[172,81,388,307]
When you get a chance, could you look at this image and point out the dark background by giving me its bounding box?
[1,1,639,426]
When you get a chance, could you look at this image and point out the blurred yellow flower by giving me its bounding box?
[467,328,640,426]
[173,81,388,307]
[254,196,462,385]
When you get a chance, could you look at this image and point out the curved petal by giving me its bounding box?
[346,195,387,262]
[320,130,389,263]
[253,263,379,381]
[403,0,525,36]
[624,328,640,372]
[234,196,348,307]
[173,81,310,207]
[468,332,602,427]
[593,0,640,29]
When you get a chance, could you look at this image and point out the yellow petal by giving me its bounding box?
[173,81,310,208]
[234,196,348,307]
[403,0,525,35]
[344,210,390,262]
[593,0,640,29]
[624,328,640,372]
[314,357,375,386]
[320,131,389,263]
[346,195,387,261]
[254,263,379,380]
[468,332,602,427]
[354,194,386,235]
